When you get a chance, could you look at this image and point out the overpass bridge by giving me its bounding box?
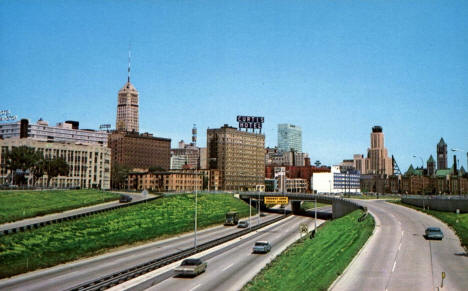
[239,192,365,219]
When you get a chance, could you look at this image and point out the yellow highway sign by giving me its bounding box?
[264,196,288,204]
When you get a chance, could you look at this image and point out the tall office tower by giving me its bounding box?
[277,124,302,152]
[207,124,265,190]
[116,51,139,132]
[437,138,447,170]
[366,126,393,175]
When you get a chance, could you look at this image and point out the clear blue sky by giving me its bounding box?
[1,0,467,171]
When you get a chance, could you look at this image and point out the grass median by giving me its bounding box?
[395,201,468,249]
[243,210,374,291]
[0,189,119,224]
[0,193,256,278]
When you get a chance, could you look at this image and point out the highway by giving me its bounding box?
[330,200,468,291]
[0,214,280,291]
[117,215,324,291]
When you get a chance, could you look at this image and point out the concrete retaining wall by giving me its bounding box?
[401,197,468,213]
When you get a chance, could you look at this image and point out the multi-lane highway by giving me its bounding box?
[0,214,282,291]
[331,200,468,291]
[112,215,323,291]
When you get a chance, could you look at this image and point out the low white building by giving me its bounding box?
[311,165,360,194]
[0,138,111,189]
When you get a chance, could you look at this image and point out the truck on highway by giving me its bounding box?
[224,211,239,226]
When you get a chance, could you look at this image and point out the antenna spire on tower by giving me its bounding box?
[128,45,131,83]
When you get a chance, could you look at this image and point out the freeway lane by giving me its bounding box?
[331,200,468,291]
[138,215,324,291]
[0,214,280,291]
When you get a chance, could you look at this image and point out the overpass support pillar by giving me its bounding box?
[291,201,302,214]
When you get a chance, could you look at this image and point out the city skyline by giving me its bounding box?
[1,1,467,171]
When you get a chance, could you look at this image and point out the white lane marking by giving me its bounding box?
[189,283,201,291]
[398,243,402,251]
[392,261,397,272]
[222,263,233,271]
[401,231,404,236]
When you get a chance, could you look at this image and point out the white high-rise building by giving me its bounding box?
[277,124,302,153]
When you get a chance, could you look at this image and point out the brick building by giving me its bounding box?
[207,125,265,190]
[108,131,171,170]
[127,169,219,192]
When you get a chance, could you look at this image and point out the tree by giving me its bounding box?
[31,158,46,186]
[43,157,69,187]
[4,146,43,185]
[111,163,130,189]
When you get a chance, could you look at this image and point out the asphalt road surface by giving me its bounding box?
[132,215,323,291]
[331,200,468,291]
[0,214,280,291]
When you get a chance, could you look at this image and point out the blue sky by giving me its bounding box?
[1,0,467,170]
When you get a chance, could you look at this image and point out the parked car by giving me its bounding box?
[252,241,271,253]
[119,194,133,203]
[425,227,444,240]
[238,221,249,228]
[260,212,267,217]
[174,258,207,277]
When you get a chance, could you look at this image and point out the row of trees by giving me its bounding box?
[3,146,69,186]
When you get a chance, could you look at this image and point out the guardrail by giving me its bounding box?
[1,196,162,236]
[67,214,288,291]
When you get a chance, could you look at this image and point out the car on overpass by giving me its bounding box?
[425,227,444,240]
[174,258,207,277]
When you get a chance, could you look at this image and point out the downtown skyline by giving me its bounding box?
[1,0,467,171]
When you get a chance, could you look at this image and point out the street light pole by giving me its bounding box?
[194,187,198,249]
[249,197,251,230]
[258,191,260,225]
[314,194,317,233]
[412,155,424,169]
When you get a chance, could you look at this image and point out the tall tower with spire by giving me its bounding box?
[437,138,447,170]
[116,50,139,132]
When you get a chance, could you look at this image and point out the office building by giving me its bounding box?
[265,147,308,166]
[352,126,393,176]
[0,138,111,189]
[277,124,302,152]
[311,166,360,194]
[108,131,171,170]
[0,119,107,145]
[116,56,139,132]
[207,124,265,190]
[437,138,447,170]
[367,126,393,175]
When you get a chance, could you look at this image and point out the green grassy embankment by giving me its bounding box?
[0,190,119,224]
[0,193,255,278]
[396,201,468,249]
[243,210,374,291]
